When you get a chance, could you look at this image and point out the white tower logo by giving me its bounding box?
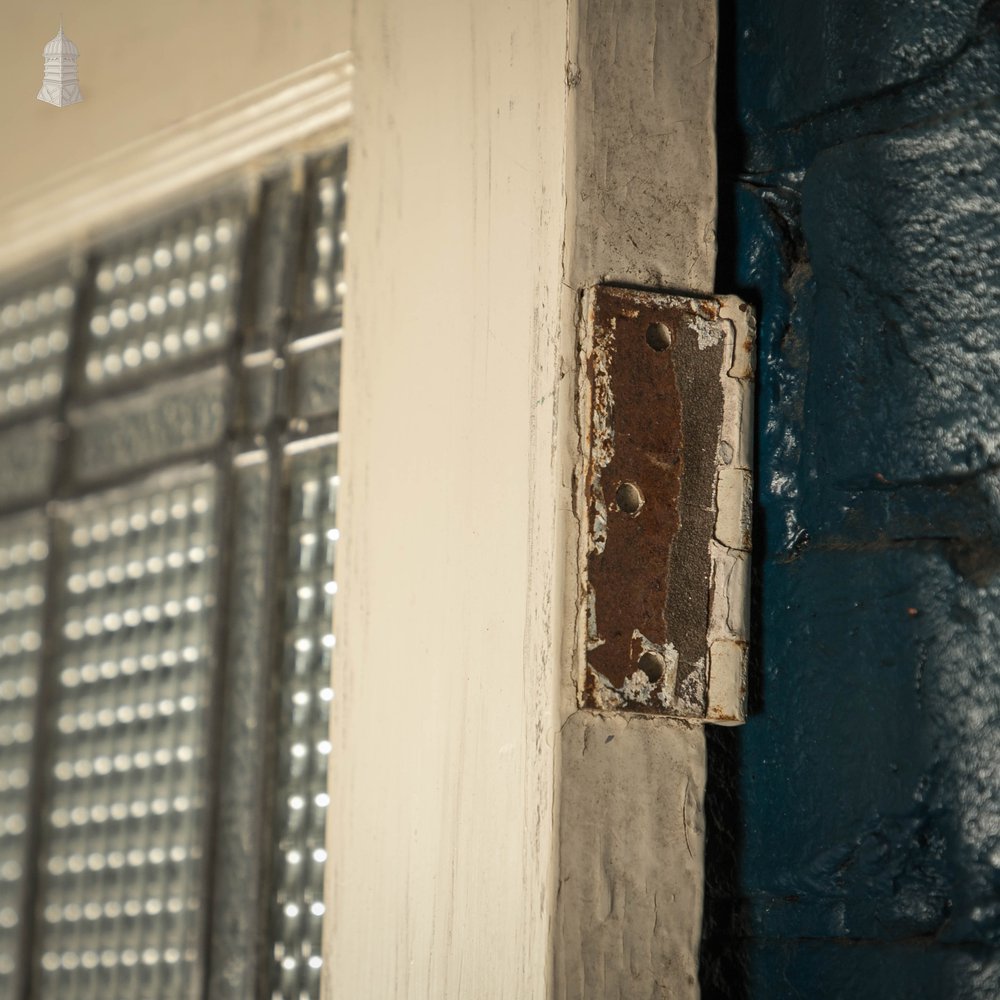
[37,21,82,108]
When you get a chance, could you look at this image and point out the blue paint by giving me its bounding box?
[703,2,1000,996]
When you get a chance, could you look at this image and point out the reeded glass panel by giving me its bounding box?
[270,439,338,1000]
[0,513,47,992]
[84,196,246,387]
[300,151,348,334]
[36,469,218,999]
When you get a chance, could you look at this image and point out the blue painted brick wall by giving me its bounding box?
[703,3,1000,997]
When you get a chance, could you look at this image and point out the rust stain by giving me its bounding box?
[581,286,754,721]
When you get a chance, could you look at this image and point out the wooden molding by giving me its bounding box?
[0,54,353,273]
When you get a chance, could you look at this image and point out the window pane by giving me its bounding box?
[85,198,246,388]
[0,513,48,994]
[270,439,338,1000]
[36,469,218,999]
[0,276,74,419]
[0,143,347,1000]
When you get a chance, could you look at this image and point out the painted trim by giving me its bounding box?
[0,54,353,273]
[555,0,718,995]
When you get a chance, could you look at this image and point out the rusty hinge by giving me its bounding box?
[578,285,755,724]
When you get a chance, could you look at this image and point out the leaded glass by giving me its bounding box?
[0,275,74,418]
[0,513,47,993]
[84,197,246,387]
[36,469,217,998]
[270,439,338,1000]
[0,144,347,1000]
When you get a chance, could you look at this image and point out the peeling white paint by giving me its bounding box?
[706,640,749,726]
[622,669,655,704]
[709,305,756,576]
[585,590,603,652]
[705,298,755,724]
[708,541,751,641]
[715,465,754,552]
[633,631,680,703]
[624,631,681,709]
[694,312,723,349]
[676,659,708,716]
[588,667,626,710]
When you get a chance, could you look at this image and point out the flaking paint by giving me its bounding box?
[578,288,753,722]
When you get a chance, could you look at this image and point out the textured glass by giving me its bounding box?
[0,276,74,418]
[84,196,245,386]
[286,334,341,424]
[0,513,47,992]
[36,469,218,998]
[0,143,348,999]
[299,152,347,334]
[270,439,338,1000]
